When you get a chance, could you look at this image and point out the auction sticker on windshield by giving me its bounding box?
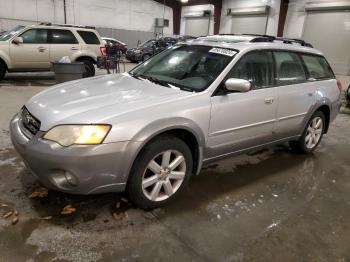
[209,48,237,57]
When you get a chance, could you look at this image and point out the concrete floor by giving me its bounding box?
[0,68,349,262]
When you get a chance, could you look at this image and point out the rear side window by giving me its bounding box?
[77,31,100,44]
[274,51,307,85]
[228,50,274,89]
[49,29,78,44]
[20,29,47,44]
[301,54,334,80]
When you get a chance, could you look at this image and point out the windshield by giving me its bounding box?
[130,45,237,92]
[0,25,25,41]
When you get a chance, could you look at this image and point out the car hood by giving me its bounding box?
[25,73,191,130]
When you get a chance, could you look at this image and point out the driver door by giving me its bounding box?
[207,50,278,158]
[10,28,50,69]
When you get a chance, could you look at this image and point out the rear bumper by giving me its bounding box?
[10,114,141,195]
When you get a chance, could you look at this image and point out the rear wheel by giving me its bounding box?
[289,111,325,154]
[80,59,95,78]
[127,135,193,209]
[0,61,6,81]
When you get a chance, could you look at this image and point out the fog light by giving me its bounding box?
[50,169,78,189]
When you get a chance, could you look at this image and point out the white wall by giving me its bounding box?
[0,0,173,35]
[180,4,215,36]
[219,0,281,36]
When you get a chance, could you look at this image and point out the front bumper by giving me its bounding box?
[10,114,141,195]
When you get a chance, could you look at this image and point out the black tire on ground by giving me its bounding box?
[0,60,6,81]
[80,59,95,78]
[289,111,326,154]
[127,135,193,209]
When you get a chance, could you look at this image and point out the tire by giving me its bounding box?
[127,135,193,209]
[289,111,326,154]
[0,60,6,81]
[142,54,151,62]
[80,59,95,78]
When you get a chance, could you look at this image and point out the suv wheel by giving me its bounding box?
[80,59,95,78]
[0,61,6,81]
[127,135,193,209]
[289,111,325,153]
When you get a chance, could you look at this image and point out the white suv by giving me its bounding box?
[0,23,104,80]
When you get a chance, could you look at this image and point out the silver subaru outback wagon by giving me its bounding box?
[10,35,341,209]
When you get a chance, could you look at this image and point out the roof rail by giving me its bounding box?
[38,22,95,30]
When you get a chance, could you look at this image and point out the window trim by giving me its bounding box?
[213,49,336,96]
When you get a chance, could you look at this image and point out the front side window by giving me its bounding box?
[227,51,274,90]
[274,51,306,85]
[49,29,78,44]
[77,31,100,45]
[301,54,334,80]
[130,45,235,92]
[20,29,47,44]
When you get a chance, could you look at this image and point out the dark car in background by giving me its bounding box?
[346,84,350,106]
[126,37,177,63]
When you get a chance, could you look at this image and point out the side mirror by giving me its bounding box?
[12,36,23,45]
[224,78,251,93]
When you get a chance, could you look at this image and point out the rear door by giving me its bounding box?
[208,50,277,158]
[10,28,49,69]
[273,51,316,139]
[48,29,80,62]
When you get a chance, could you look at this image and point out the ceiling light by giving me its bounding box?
[180,0,189,3]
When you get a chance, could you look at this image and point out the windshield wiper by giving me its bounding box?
[136,74,171,88]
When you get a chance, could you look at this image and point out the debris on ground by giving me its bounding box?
[3,211,13,218]
[12,215,19,225]
[112,212,128,220]
[40,216,53,220]
[61,205,77,215]
[29,186,48,198]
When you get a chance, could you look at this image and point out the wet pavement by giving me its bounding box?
[0,73,349,261]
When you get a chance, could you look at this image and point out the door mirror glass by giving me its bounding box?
[225,78,251,93]
[12,36,23,45]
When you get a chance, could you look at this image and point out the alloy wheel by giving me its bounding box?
[142,150,186,202]
[305,116,323,149]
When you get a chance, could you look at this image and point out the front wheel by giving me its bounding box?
[127,135,193,209]
[289,111,325,153]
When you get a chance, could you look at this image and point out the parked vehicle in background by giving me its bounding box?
[10,34,341,209]
[346,84,350,106]
[0,23,104,80]
[177,35,197,42]
[126,37,177,63]
[102,37,128,54]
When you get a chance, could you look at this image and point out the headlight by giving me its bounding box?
[43,125,111,146]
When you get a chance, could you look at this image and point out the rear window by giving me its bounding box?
[49,29,78,44]
[77,31,100,45]
[301,54,334,80]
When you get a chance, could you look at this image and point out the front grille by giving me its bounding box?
[21,107,41,135]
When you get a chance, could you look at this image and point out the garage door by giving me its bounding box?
[185,17,210,37]
[231,15,268,35]
[303,11,350,75]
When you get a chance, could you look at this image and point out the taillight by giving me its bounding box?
[336,79,342,93]
[100,47,107,56]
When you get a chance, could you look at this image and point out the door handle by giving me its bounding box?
[71,47,78,50]
[38,46,46,52]
[264,97,274,104]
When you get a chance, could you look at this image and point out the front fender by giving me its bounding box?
[120,117,207,180]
